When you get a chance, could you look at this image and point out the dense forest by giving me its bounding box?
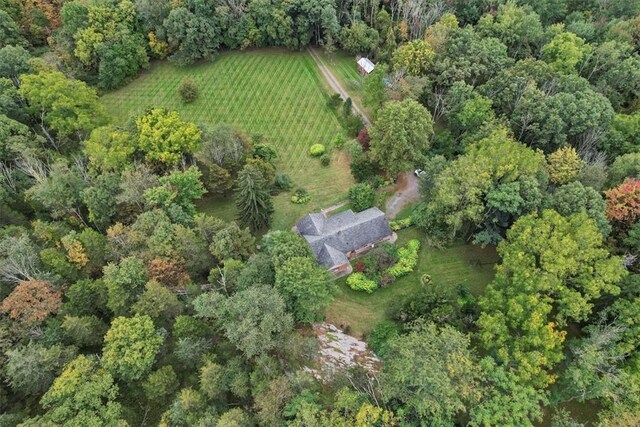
[2,0,640,426]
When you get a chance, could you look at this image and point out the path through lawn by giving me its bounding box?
[101,49,354,229]
[325,228,499,337]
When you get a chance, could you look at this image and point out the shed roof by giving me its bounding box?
[357,57,375,74]
[296,207,393,268]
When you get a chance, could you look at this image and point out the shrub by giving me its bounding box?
[370,244,398,272]
[350,156,377,182]
[309,144,326,157]
[368,320,399,357]
[320,153,331,166]
[290,188,311,204]
[274,174,293,191]
[347,272,378,293]
[356,128,371,151]
[179,79,198,103]
[390,217,413,231]
[253,144,278,163]
[379,273,396,288]
[348,183,376,212]
[386,239,420,278]
[343,114,364,137]
[333,134,346,149]
[327,93,342,109]
[345,139,363,158]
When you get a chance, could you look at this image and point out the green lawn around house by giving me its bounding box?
[325,227,499,337]
[101,49,354,230]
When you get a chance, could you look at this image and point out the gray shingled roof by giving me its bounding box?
[296,207,393,268]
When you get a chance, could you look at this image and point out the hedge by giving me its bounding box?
[386,239,420,278]
[389,217,413,231]
[347,272,378,293]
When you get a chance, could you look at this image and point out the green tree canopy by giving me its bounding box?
[235,163,273,232]
[275,256,334,322]
[21,355,126,426]
[144,166,207,225]
[20,70,108,149]
[198,285,293,358]
[542,27,591,73]
[381,322,484,426]
[135,108,201,167]
[478,210,626,388]
[163,6,220,65]
[476,2,544,59]
[416,127,547,244]
[102,314,164,382]
[369,99,433,177]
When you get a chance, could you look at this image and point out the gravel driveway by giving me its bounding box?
[385,172,420,219]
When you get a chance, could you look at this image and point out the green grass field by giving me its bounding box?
[317,50,372,116]
[325,227,499,337]
[101,49,354,230]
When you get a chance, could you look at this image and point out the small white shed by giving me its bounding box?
[357,57,375,75]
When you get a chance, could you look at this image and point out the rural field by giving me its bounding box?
[326,227,499,336]
[101,49,354,229]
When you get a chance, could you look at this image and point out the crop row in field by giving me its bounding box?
[101,49,355,229]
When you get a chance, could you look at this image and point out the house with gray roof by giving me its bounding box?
[295,207,396,276]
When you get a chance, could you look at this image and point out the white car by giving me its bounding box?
[414,169,426,177]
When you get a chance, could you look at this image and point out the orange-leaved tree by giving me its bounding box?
[1,279,62,326]
[605,178,640,225]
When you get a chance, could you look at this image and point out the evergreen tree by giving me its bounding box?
[235,165,273,232]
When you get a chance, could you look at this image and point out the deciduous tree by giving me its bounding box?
[21,355,125,426]
[144,166,206,225]
[369,99,433,177]
[135,108,201,167]
[381,322,483,425]
[478,210,626,388]
[19,70,108,149]
[476,2,543,59]
[102,314,164,382]
[348,183,375,212]
[163,7,220,65]
[547,146,583,185]
[103,256,148,316]
[5,342,76,397]
[201,285,293,358]
[0,45,31,86]
[143,365,179,402]
[392,40,433,76]
[551,182,611,236]
[132,280,182,324]
[275,256,334,322]
[1,279,61,326]
[339,20,378,55]
[542,28,591,73]
[416,127,546,244]
[605,178,640,226]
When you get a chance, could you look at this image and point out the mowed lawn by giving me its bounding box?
[325,227,499,337]
[101,49,353,229]
[317,50,369,115]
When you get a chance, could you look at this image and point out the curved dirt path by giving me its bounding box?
[385,172,420,219]
[307,47,371,126]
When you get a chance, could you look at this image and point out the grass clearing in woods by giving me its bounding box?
[101,49,354,230]
[325,227,499,337]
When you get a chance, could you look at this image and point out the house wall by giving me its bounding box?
[347,233,396,261]
[330,262,353,278]
[328,232,397,277]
